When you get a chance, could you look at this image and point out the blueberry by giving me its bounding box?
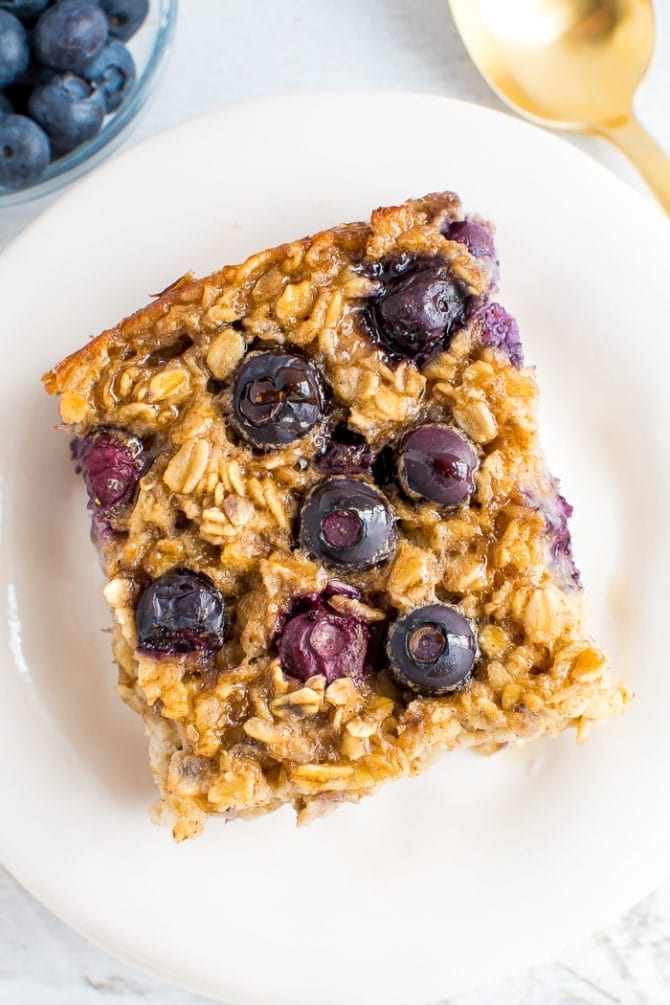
[300,476,397,570]
[33,0,108,73]
[72,427,144,511]
[0,0,49,19]
[363,259,467,362]
[0,10,29,88]
[277,593,371,683]
[315,424,376,476]
[386,604,477,695]
[136,569,228,656]
[231,351,324,449]
[29,71,105,152]
[397,424,478,507]
[445,218,496,259]
[0,93,12,117]
[477,302,523,368]
[84,38,134,111]
[99,0,147,41]
[0,112,49,188]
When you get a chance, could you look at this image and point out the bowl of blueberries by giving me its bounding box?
[0,0,177,201]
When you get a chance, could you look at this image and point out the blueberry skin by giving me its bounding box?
[0,10,29,88]
[277,595,371,683]
[0,0,50,19]
[0,112,50,188]
[231,351,324,450]
[29,72,105,152]
[33,0,108,73]
[0,92,12,116]
[299,476,397,571]
[136,569,228,656]
[397,423,478,507]
[386,604,477,696]
[84,38,134,111]
[72,427,144,511]
[363,260,467,362]
[99,0,148,41]
[445,219,495,259]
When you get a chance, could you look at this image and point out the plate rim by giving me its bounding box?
[1,90,669,1004]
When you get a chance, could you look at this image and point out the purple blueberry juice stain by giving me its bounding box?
[477,302,523,368]
[524,482,581,587]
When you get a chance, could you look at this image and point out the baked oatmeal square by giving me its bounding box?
[44,191,629,840]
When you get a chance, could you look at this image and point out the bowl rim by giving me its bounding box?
[0,0,178,207]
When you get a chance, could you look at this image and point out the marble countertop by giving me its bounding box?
[1,1,669,1003]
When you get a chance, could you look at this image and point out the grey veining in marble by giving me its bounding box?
[1,1,669,1003]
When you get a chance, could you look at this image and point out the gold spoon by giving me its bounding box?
[448,0,670,214]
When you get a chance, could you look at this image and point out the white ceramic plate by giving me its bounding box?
[0,93,668,1005]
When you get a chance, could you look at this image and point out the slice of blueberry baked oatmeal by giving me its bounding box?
[43,192,629,840]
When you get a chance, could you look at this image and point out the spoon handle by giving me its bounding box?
[595,116,670,216]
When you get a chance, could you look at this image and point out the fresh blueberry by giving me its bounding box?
[72,427,144,511]
[276,592,371,683]
[84,38,134,111]
[477,302,523,368]
[99,0,147,41]
[386,604,477,695]
[0,112,49,188]
[0,93,12,117]
[0,10,29,88]
[397,424,478,507]
[0,0,49,18]
[315,424,376,476]
[231,350,324,449]
[363,259,467,362]
[33,0,108,73]
[136,569,228,656]
[300,476,397,570]
[29,72,105,152]
[0,0,50,19]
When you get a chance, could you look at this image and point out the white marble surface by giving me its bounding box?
[1,1,669,1003]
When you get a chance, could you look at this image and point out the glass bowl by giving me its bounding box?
[0,0,178,207]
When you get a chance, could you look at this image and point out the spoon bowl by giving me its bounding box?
[449,0,669,212]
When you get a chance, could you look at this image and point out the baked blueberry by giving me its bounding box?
[445,218,495,259]
[364,260,467,362]
[0,10,29,88]
[33,0,108,73]
[277,593,371,682]
[99,0,148,41]
[477,302,523,368]
[231,350,324,449]
[0,112,50,188]
[83,37,134,111]
[136,569,228,655]
[315,424,375,476]
[299,476,396,570]
[386,604,477,695]
[73,427,144,511]
[397,423,478,507]
[29,71,105,152]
